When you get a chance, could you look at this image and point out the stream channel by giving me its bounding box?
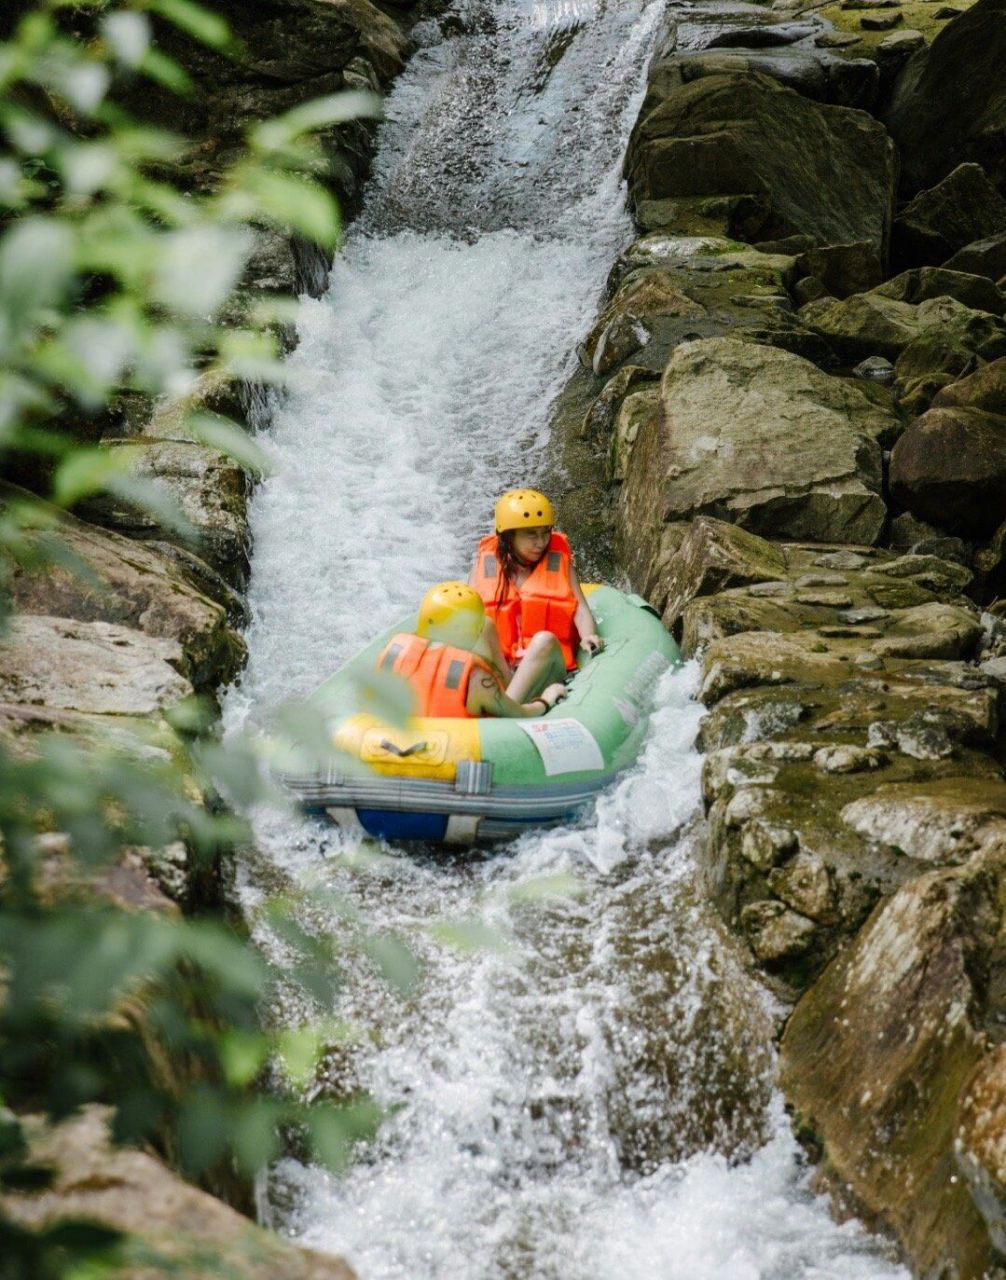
[224,1,910,1274]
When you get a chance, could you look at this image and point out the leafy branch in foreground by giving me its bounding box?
[0,2,396,1275]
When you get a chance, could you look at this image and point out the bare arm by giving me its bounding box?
[569,563,603,653]
[466,672,566,718]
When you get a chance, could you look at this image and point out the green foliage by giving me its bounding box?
[0,2,400,1275]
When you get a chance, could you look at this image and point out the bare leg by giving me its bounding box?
[506,631,566,703]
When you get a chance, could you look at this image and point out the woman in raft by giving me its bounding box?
[376,581,567,719]
[469,487,603,702]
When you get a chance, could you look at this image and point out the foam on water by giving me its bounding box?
[227,1,909,1274]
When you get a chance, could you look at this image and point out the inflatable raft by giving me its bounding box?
[278,586,679,843]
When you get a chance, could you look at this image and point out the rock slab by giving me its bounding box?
[625,73,895,252]
[616,338,891,584]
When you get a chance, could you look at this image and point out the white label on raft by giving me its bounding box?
[517,718,605,776]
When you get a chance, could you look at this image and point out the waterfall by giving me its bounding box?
[224,2,907,1275]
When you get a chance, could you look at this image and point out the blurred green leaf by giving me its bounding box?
[101,11,152,68]
[252,91,382,152]
[428,918,514,956]
[226,168,341,247]
[353,666,417,728]
[106,473,195,542]
[0,216,74,343]
[507,872,585,903]
[361,932,421,996]
[152,0,235,51]
[186,411,272,478]
[52,445,136,507]
[306,1098,384,1173]
[218,1030,268,1088]
[152,225,253,319]
[138,46,195,95]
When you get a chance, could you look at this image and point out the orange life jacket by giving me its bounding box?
[377,633,497,719]
[475,530,579,670]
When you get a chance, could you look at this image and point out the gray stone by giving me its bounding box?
[625,73,895,252]
[872,268,1006,316]
[0,483,244,690]
[741,820,799,870]
[813,744,886,774]
[944,234,1006,283]
[876,27,925,56]
[885,0,1006,198]
[841,777,1006,862]
[581,365,655,441]
[3,1107,357,1280]
[815,30,862,46]
[780,853,1006,1277]
[617,339,892,578]
[79,438,250,589]
[768,851,838,922]
[890,403,1006,541]
[655,516,788,628]
[794,242,883,299]
[0,616,192,716]
[741,899,817,962]
[892,164,1006,271]
[853,355,895,381]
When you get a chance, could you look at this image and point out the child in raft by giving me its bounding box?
[377,581,567,719]
[469,487,604,703]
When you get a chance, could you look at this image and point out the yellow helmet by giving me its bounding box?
[417,581,485,649]
[495,488,555,534]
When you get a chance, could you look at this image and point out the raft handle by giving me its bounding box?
[379,738,428,758]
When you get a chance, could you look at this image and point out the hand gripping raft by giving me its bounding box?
[275,586,680,844]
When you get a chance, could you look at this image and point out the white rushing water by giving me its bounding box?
[226,1,908,1275]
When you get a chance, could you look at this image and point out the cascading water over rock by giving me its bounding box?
[225,2,909,1275]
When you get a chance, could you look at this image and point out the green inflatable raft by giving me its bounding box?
[278,585,680,843]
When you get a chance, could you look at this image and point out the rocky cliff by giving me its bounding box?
[562,0,1006,1272]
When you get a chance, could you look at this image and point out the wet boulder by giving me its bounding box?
[891,164,1006,271]
[633,193,771,239]
[657,516,787,628]
[793,241,883,298]
[625,73,895,253]
[0,616,192,716]
[891,301,1006,415]
[885,0,1006,197]
[79,438,251,589]
[0,484,244,689]
[691,536,999,997]
[945,233,1006,283]
[933,356,1006,414]
[872,267,1006,316]
[614,337,890,573]
[841,776,1006,863]
[890,365,1006,540]
[583,237,832,377]
[610,386,660,484]
[3,1107,358,1280]
[799,292,925,361]
[580,365,655,442]
[617,338,891,574]
[779,845,1006,1278]
[957,1047,1006,1257]
[801,292,1006,368]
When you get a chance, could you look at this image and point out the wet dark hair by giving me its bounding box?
[494,530,521,611]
